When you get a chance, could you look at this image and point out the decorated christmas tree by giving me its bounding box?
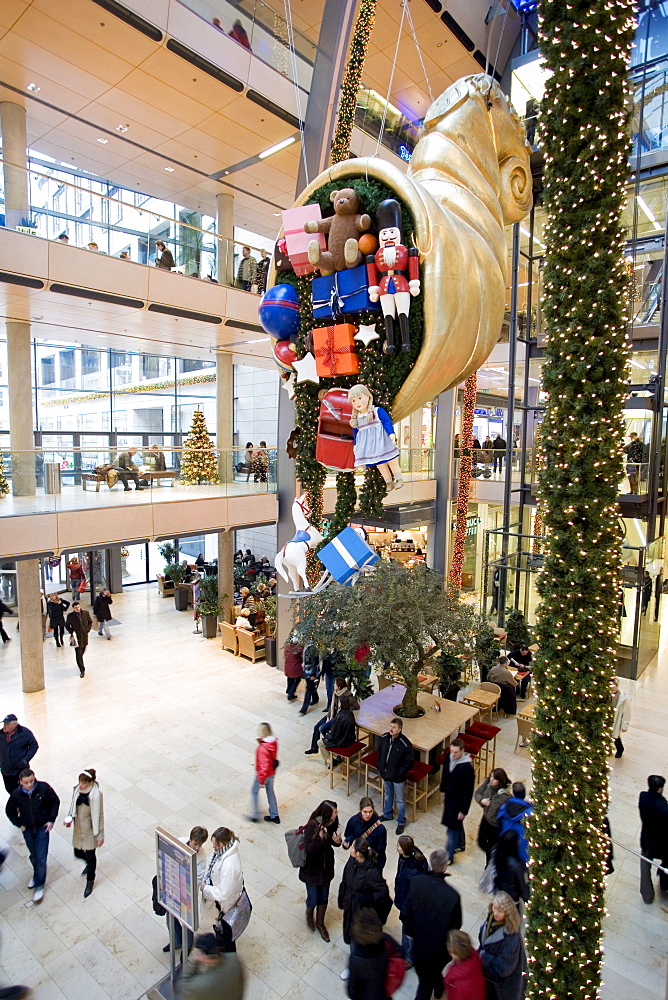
[178,410,219,485]
[0,465,8,497]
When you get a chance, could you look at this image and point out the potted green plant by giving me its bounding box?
[196,575,225,639]
[165,563,188,610]
[16,216,38,235]
[157,541,178,596]
[263,596,278,666]
[505,609,532,649]
[435,651,466,701]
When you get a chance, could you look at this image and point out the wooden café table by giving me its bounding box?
[461,686,500,724]
[355,684,479,764]
[518,702,536,721]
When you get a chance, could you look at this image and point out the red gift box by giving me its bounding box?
[312,324,359,377]
[316,389,355,471]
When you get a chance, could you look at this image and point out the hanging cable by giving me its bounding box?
[375,0,408,157]
[404,0,434,105]
[283,0,309,187]
[485,0,510,84]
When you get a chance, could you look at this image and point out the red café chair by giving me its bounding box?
[359,751,383,797]
[465,721,501,772]
[405,761,435,821]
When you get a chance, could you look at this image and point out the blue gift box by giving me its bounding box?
[317,526,380,585]
[312,265,380,320]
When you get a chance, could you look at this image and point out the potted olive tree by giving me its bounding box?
[157,541,178,597]
[263,596,278,666]
[196,575,226,639]
[290,561,481,718]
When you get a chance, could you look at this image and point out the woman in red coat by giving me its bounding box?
[249,723,279,823]
[443,930,486,1000]
[284,642,304,701]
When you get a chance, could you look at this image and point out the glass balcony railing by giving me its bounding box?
[453,448,533,487]
[0,447,278,515]
[176,0,316,91]
[1,159,270,294]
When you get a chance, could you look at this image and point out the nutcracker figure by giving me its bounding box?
[365,199,420,355]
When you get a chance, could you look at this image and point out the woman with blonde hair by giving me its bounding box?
[64,767,103,898]
[46,592,69,647]
[347,384,403,493]
[199,827,244,952]
[477,892,525,1000]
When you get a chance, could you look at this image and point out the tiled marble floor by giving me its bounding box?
[0,586,665,1000]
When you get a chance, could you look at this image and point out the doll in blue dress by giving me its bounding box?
[347,384,404,492]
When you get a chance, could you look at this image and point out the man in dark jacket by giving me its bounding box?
[65,601,93,677]
[377,718,414,835]
[113,447,144,492]
[440,738,475,860]
[155,240,175,271]
[638,774,668,903]
[0,715,39,795]
[403,849,462,1000]
[493,434,506,473]
[6,768,59,903]
[498,781,533,863]
[319,697,356,762]
[394,834,428,967]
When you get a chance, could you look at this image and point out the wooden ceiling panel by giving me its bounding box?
[0,0,29,33]
[32,0,160,63]
[95,88,192,140]
[196,112,271,158]
[0,38,109,102]
[11,6,136,85]
[0,56,94,114]
[138,48,240,113]
[116,69,212,128]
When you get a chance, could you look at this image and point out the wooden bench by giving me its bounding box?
[142,470,177,487]
[82,471,122,492]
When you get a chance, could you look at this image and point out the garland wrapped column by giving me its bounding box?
[330,0,377,165]
[527,4,635,999]
[449,373,476,588]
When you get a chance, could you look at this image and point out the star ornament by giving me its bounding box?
[282,374,296,399]
[354,323,380,347]
[292,351,320,384]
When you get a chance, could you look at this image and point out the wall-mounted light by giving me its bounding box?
[116,124,129,133]
[26,83,40,93]
[97,138,109,144]
[164,166,175,172]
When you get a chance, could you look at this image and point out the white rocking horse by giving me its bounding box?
[274,494,323,595]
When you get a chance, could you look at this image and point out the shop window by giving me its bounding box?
[81,350,100,375]
[110,351,131,369]
[180,359,214,373]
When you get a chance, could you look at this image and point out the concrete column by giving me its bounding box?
[16,561,44,693]
[409,407,422,473]
[216,192,234,287]
[216,353,233,484]
[218,530,234,623]
[0,102,30,231]
[7,322,36,496]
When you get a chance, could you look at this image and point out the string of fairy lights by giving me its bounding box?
[329,0,377,165]
[525,3,636,998]
[450,373,476,588]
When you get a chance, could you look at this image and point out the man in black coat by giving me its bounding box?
[440,738,475,860]
[377,718,415,835]
[0,715,39,795]
[6,768,60,903]
[493,434,506,473]
[65,601,93,677]
[402,849,462,1000]
[638,774,668,903]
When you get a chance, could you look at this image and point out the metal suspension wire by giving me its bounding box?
[375,0,408,156]
[404,0,434,105]
[283,0,309,187]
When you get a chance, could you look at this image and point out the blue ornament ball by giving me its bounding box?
[258,283,301,340]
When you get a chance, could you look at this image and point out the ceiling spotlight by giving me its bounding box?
[164,166,175,172]
[115,124,129,132]
[26,82,40,93]
[97,137,109,144]
[258,136,296,159]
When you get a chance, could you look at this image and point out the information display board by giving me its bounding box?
[155,827,198,932]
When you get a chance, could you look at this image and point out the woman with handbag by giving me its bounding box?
[199,828,244,953]
[66,557,85,601]
[299,800,341,940]
[249,723,280,824]
[342,797,387,875]
[63,768,103,898]
[46,594,69,648]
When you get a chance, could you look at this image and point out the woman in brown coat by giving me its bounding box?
[65,767,104,897]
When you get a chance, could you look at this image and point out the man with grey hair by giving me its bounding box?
[402,848,462,1000]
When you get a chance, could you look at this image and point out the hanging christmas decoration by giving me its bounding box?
[449,373,476,589]
[330,0,377,165]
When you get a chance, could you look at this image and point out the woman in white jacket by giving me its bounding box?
[199,827,244,952]
[64,767,103,898]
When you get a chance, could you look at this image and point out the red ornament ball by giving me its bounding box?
[273,339,297,372]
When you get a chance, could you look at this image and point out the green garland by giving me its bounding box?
[527,4,635,998]
[284,177,423,533]
[330,0,377,165]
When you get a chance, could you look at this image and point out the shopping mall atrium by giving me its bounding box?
[0,0,665,998]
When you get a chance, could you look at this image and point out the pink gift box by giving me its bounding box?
[281,204,326,276]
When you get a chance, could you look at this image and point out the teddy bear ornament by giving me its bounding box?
[305,188,371,275]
